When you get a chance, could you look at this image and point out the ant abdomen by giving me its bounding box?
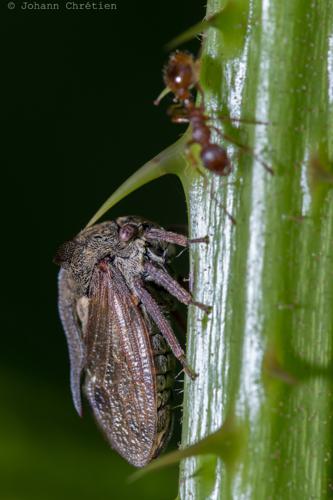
[201,144,232,176]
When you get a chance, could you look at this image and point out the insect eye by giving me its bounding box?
[119,224,138,242]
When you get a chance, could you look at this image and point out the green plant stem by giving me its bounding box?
[179,0,333,498]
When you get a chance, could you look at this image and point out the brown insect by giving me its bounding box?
[155,51,232,176]
[156,51,273,176]
[54,216,208,467]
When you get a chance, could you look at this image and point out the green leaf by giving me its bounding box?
[130,416,245,483]
[166,0,249,59]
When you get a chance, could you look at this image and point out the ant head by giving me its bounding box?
[163,51,196,101]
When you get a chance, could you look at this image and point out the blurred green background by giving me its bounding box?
[3,2,204,499]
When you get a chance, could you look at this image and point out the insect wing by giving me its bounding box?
[85,263,160,467]
[58,268,86,416]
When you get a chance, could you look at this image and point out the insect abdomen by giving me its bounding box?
[150,332,175,458]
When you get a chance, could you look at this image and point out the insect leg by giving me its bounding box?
[184,140,207,179]
[144,228,208,247]
[195,82,206,109]
[133,278,197,380]
[144,261,211,314]
[210,125,274,175]
[166,103,189,123]
[169,115,190,124]
[210,113,270,126]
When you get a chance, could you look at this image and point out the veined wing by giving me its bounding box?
[84,261,165,467]
[58,268,86,416]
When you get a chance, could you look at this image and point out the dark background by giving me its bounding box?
[2,2,205,499]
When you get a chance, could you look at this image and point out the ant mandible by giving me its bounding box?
[155,51,232,177]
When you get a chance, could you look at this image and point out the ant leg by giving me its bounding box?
[133,278,197,380]
[167,103,189,123]
[223,131,274,175]
[144,227,208,247]
[209,191,237,225]
[210,125,274,175]
[184,140,207,179]
[212,114,270,126]
[143,261,211,314]
[171,116,190,124]
[195,83,206,109]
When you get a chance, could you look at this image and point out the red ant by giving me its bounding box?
[155,51,273,177]
[155,51,231,176]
